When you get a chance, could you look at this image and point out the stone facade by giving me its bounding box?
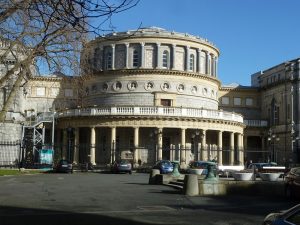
[1,27,299,167]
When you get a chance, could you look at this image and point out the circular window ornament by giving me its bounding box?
[191,86,197,94]
[161,82,170,91]
[113,81,122,91]
[145,81,154,91]
[177,84,185,93]
[127,81,138,91]
[102,83,109,92]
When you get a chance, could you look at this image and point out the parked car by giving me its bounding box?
[187,161,217,176]
[285,167,300,199]
[248,162,286,175]
[111,159,132,174]
[152,160,174,174]
[55,159,73,173]
[263,204,300,225]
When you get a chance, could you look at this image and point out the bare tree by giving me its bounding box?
[0,0,139,121]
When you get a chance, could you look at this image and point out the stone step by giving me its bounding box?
[165,183,183,190]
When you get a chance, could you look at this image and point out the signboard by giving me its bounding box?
[40,149,54,165]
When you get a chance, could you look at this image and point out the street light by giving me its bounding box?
[191,129,203,161]
[268,129,280,163]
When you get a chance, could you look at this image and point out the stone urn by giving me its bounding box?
[259,172,281,181]
[188,168,204,175]
[233,172,253,181]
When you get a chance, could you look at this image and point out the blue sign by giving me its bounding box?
[40,149,53,165]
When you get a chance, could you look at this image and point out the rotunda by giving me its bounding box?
[57,27,245,167]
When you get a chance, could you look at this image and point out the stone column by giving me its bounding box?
[140,42,145,68]
[185,46,190,71]
[205,51,210,75]
[157,128,163,161]
[171,44,176,70]
[90,127,96,165]
[237,133,242,165]
[197,49,201,73]
[201,130,207,161]
[156,43,161,69]
[229,132,235,165]
[110,127,116,163]
[134,127,139,164]
[211,55,215,76]
[215,57,218,77]
[180,128,186,164]
[217,130,223,165]
[63,129,67,160]
[73,127,79,164]
[111,44,115,70]
[125,43,129,68]
[240,134,244,165]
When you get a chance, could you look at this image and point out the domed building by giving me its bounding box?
[55,27,245,167]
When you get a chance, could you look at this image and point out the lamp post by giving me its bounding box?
[268,129,280,163]
[191,129,202,161]
[67,127,73,162]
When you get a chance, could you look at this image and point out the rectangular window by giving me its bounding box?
[245,98,253,106]
[221,97,229,105]
[287,104,290,120]
[233,97,241,106]
[64,89,73,97]
[161,99,171,106]
[36,87,45,96]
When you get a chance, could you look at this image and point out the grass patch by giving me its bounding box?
[0,169,44,176]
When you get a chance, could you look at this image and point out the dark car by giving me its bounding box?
[285,167,300,199]
[111,159,132,174]
[153,160,174,174]
[55,159,73,173]
[263,204,300,225]
[187,161,217,175]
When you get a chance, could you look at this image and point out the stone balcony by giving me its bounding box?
[57,106,243,123]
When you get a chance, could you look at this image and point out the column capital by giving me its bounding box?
[156,42,161,47]
[140,42,145,46]
[110,44,115,48]
[124,42,130,47]
[172,44,176,48]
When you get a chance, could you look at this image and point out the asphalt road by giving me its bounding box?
[0,172,298,225]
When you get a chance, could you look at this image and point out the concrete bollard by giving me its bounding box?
[148,169,160,184]
[183,174,199,196]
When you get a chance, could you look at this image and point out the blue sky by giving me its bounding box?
[99,0,300,86]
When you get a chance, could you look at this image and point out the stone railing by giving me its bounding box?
[244,120,268,127]
[58,106,243,123]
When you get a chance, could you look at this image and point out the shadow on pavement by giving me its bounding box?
[0,205,159,225]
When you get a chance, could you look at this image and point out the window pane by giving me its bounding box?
[133,50,139,67]
[36,87,45,96]
[221,97,229,105]
[162,50,169,68]
[234,97,241,105]
[189,54,194,71]
[246,98,253,106]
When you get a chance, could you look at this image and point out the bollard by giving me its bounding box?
[148,169,160,184]
[183,174,199,196]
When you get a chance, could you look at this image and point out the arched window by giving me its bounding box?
[132,49,139,67]
[106,51,112,69]
[189,54,195,71]
[162,50,169,68]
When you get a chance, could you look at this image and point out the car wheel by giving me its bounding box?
[263,221,273,225]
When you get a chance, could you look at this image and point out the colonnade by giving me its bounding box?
[96,42,218,76]
[61,126,244,166]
